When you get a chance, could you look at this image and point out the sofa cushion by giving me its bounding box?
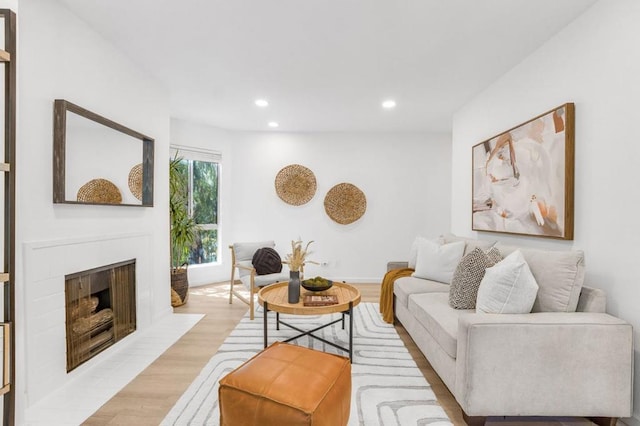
[394,276,449,309]
[408,236,445,269]
[441,233,496,256]
[240,271,288,288]
[494,243,585,312]
[576,286,606,313]
[412,239,465,284]
[476,250,539,314]
[408,292,470,358]
[449,247,503,309]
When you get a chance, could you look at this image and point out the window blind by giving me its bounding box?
[170,145,221,163]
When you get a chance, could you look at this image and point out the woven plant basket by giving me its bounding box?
[171,268,189,307]
[77,179,122,204]
[324,183,367,225]
[128,163,143,201]
[275,164,317,206]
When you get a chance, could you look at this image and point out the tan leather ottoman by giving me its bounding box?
[219,342,351,425]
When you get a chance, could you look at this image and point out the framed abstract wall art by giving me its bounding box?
[471,103,575,240]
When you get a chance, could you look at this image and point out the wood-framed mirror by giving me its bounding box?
[53,99,154,207]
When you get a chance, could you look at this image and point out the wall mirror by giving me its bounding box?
[53,99,154,206]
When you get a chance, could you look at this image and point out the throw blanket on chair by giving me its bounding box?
[379,268,414,323]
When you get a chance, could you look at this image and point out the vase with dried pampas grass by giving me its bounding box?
[284,240,318,303]
[284,240,317,272]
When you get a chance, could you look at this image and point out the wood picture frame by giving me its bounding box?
[471,103,574,240]
[53,99,155,207]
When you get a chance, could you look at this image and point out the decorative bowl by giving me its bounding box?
[301,278,333,292]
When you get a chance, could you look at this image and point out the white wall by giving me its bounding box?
[451,0,640,423]
[229,131,451,282]
[170,118,234,285]
[0,0,15,12]
[16,0,170,421]
[170,123,452,286]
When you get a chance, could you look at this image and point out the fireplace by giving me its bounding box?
[64,259,136,372]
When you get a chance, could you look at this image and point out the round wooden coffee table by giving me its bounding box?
[258,281,361,361]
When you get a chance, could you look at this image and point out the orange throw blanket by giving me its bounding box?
[379,267,414,324]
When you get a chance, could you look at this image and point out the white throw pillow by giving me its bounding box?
[476,250,539,314]
[412,239,465,284]
[408,236,429,269]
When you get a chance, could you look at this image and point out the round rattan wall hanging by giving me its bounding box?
[324,183,367,225]
[275,164,317,206]
[128,163,143,201]
[77,178,122,204]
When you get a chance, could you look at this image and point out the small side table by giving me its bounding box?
[257,281,361,361]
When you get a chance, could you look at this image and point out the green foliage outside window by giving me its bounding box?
[171,156,219,266]
[193,161,218,225]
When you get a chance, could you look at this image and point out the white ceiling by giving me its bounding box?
[59,0,597,133]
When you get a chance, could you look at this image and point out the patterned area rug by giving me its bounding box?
[161,302,453,425]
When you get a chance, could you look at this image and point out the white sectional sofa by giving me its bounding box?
[390,235,633,426]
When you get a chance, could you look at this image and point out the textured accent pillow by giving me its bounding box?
[252,247,283,275]
[412,239,465,284]
[476,250,539,314]
[448,247,502,309]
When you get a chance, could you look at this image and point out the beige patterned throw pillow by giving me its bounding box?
[448,247,502,309]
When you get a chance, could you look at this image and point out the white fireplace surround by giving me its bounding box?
[22,232,158,407]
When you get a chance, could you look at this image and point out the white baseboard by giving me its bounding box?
[328,277,381,284]
[192,278,383,287]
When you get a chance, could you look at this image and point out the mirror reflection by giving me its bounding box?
[53,100,154,207]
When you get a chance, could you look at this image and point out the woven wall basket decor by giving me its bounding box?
[128,163,143,201]
[77,178,122,204]
[275,164,317,206]
[324,183,367,225]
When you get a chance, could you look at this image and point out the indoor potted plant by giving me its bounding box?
[169,153,198,306]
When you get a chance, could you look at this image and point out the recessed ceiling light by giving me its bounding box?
[255,99,269,107]
[268,121,279,128]
[382,99,397,109]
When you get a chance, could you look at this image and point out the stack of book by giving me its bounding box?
[303,294,338,306]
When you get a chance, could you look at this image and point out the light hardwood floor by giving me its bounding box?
[83,283,595,426]
[83,282,465,425]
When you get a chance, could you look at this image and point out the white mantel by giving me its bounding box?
[22,232,161,406]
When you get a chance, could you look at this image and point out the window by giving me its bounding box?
[170,146,220,265]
